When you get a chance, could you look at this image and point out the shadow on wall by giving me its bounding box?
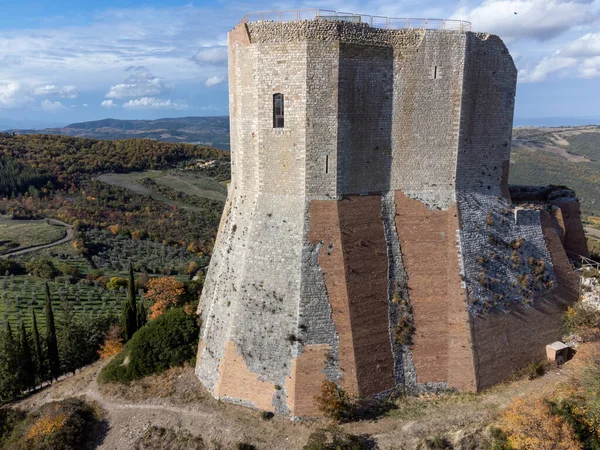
[337,43,394,194]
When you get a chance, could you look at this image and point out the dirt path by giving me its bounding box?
[1,219,73,258]
[586,227,600,240]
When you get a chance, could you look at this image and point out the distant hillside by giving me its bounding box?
[9,116,230,151]
[509,125,600,216]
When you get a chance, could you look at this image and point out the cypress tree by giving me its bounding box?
[31,309,45,384]
[19,321,36,391]
[0,321,21,401]
[44,282,60,380]
[121,263,138,341]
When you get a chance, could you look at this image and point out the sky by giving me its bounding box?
[0,0,599,127]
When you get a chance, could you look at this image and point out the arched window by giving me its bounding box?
[273,93,284,128]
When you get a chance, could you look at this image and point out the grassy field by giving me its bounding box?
[0,220,67,254]
[97,170,227,210]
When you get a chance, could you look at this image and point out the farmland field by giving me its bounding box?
[0,219,67,254]
[97,169,227,208]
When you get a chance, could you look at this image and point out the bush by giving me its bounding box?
[3,398,105,450]
[500,395,580,450]
[315,380,356,421]
[564,303,600,339]
[106,277,128,291]
[303,430,374,450]
[0,259,24,276]
[98,308,199,384]
[25,257,58,279]
[58,263,80,281]
[134,426,205,450]
[0,409,26,447]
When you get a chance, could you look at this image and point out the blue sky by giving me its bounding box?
[0,0,599,127]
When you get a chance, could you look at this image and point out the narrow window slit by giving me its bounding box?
[273,93,284,128]
[325,155,329,174]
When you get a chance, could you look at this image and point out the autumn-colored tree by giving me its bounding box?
[145,277,185,320]
[98,325,124,359]
[108,224,121,235]
[315,380,356,421]
[500,395,580,450]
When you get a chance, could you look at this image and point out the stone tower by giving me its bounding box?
[196,11,586,417]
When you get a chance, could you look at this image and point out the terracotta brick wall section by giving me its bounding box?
[308,200,359,395]
[285,344,330,417]
[394,192,475,390]
[470,211,579,390]
[308,196,396,397]
[338,196,396,397]
[551,201,589,258]
[214,341,276,412]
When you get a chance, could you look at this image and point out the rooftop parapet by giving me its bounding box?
[241,8,472,32]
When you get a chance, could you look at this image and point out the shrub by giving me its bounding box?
[3,398,105,450]
[98,307,199,384]
[0,408,26,447]
[500,396,580,450]
[0,259,24,275]
[58,263,80,281]
[134,426,205,450]
[315,380,356,421]
[303,430,374,450]
[423,435,452,449]
[25,256,58,279]
[98,325,124,359]
[524,360,548,380]
[564,303,600,339]
[106,277,128,291]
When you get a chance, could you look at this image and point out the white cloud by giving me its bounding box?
[519,55,577,82]
[560,32,600,58]
[82,103,88,107]
[122,97,187,110]
[40,99,66,112]
[205,75,225,88]
[579,55,600,77]
[193,46,227,65]
[0,82,21,108]
[453,0,599,41]
[32,84,79,98]
[106,66,172,99]
[100,99,118,109]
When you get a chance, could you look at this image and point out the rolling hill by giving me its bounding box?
[509,125,600,217]
[8,116,230,151]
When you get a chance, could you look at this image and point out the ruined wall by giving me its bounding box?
[470,212,579,390]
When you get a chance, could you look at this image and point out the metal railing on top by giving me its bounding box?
[240,9,472,32]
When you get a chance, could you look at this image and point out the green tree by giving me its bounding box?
[31,309,45,384]
[121,263,138,341]
[19,321,35,391]
[44,282,60,380]
[0,323,21,402]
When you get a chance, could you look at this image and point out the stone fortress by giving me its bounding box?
[195,9,589,418]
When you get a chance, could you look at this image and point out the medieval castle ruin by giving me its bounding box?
[195,10,589,418]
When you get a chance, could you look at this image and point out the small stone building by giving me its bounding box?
[195,10,586,417]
